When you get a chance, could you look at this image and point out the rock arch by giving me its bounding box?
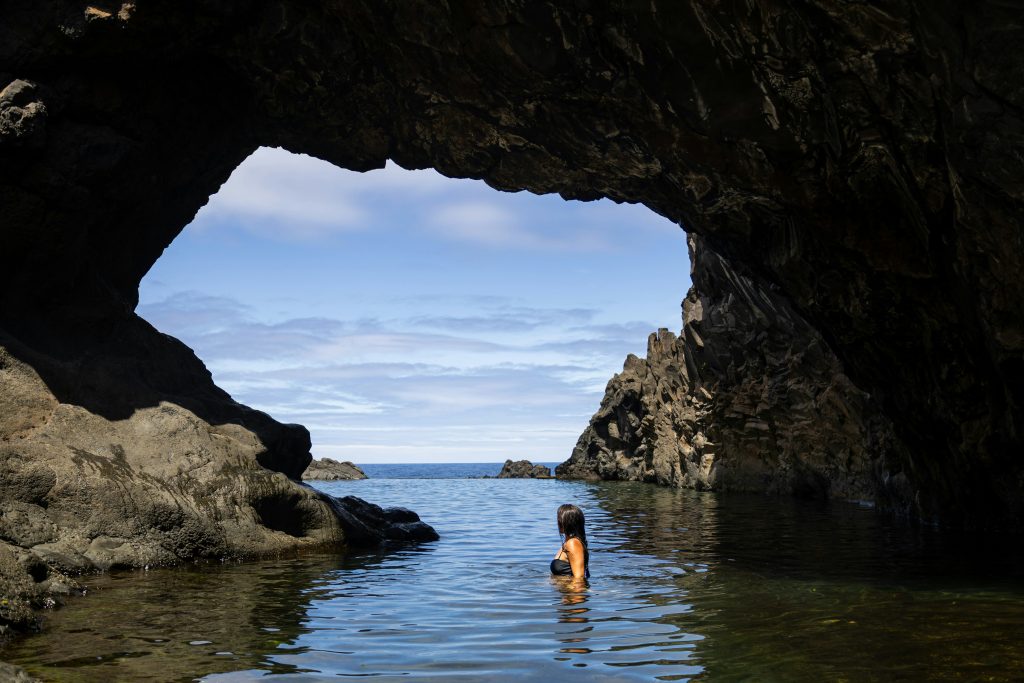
[2,1,1022,610]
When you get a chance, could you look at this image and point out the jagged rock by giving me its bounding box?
[497,459,553,479]
[559,236,909,506]
[0,541,45,636]
[302,458,368,481]
[329,496,439,544]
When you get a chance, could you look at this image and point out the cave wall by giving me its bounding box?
[1,0,1021,549]
[558,234,912,509]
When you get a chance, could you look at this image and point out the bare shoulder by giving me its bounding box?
[563,537,585,554]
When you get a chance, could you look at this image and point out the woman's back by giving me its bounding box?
[550,527,589,579]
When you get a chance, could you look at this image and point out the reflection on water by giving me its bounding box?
[5,477,1023,681]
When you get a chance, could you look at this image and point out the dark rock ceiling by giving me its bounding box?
[2,1,1022,527]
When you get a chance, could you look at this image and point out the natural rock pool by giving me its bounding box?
[5,471,1023,681]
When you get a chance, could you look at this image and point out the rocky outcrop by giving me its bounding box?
[497,460,553,479]
[302,459,368,481]
[559,236,908,505]
[0,314,435,637]
[0,662,35,683]
[0,0,1020,579]
[327,496,438,544]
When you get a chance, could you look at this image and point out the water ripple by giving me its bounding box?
[5,477,1024,681]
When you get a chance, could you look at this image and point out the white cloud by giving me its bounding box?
[406,306,595,334]
[245,396,392,417]
[189,147,474,242]
[428,202,523,247]
[427,200,615,251]
[194,153,367,240]
[135,287,664,462]
[137,291,249,334]
[183,146,678,253]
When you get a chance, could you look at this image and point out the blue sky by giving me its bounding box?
[138,147,690,463]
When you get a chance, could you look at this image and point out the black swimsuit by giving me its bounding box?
[550,541,590,578]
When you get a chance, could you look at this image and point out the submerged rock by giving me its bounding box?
[302,458,368,481]
[497,460,553,479]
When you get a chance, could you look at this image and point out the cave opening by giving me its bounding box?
[137,146,690,467]
[1,3,1019,601]
[6,11,1024,675]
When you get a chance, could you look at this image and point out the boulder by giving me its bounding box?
[0,662,37,683]
[302,458,368,481]
[497,460,553,479]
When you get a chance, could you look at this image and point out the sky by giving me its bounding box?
[137,146,691,464]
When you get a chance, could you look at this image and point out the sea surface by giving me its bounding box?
[5,463,1024,682]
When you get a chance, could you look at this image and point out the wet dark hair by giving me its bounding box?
[557,503,587,546]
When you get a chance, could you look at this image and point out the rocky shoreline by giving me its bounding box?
[0,315,436,647]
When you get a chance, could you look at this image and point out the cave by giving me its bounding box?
[2,1,1022,620]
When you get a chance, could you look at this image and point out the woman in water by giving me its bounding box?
[550,503,590,579]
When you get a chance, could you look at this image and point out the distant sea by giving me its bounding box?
[356,461,562,479]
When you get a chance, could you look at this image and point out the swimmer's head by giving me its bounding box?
[557,503,587,543]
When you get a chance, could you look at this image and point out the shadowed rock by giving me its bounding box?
[559,235,908,506]
[329,497,439,544]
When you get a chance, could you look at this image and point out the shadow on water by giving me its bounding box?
[586,481,1024,681]
[587,480,1024,585]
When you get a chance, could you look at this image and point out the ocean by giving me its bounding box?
[357,461,562,479]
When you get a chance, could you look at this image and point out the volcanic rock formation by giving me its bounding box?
[302,459,368,481]
[558,235,909,505]
[497,459,553,479]
[0,314,437,637]
[2,0,1022,635]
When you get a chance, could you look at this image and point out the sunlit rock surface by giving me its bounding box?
[302,459,368,481]
[0,315,436,635]
[497,459,553,479]
[2,0,1022,638]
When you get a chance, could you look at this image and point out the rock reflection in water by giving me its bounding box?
[4,552,407,682]
[586,481,1024,681]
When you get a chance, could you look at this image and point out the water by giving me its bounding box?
[5,465,1024,681]
[357,461,561,479]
